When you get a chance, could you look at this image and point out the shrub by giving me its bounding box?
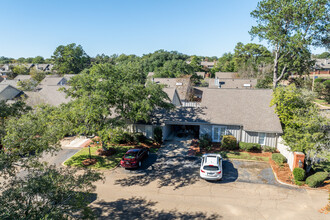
[272,153,287,165]
[305,172,328,188]
[221,135,238,150]
[294,180,304,186]
[154,126,163,144]
[134,132,147,143]
[293,168,306,181]
[199,134,212,150]
[263,146,276,153]
[239,142,261,152]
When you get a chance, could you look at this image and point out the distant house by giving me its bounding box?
[208,78,257,89]
[201,61,216,69]
[0,84,24,101]
[34,64,54,72]
[152,77,193,102]
[195,72,206,79]
[134,88,282,148]
[25,85,71,107]
[214,72,238,79]
[39,74,75,86]
[0,75,33,89]
[312,59,330,74]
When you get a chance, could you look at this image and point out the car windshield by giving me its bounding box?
[203,165,219,171]
[124,152,137,159]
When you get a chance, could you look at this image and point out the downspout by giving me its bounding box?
[275,134,278,149]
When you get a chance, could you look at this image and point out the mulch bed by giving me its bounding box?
[82,158,98,166]
[96,148,117,156]
[269,159,294,185]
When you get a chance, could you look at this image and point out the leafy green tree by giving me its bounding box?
[153,59,194,78]
[271,85,329,172]
[17,79,39,91]
[32,56,45,64]
[250,0,329,88]
[52,43,91,75]
[213,52,237,74]
[30,68,46,82]
[0,165,102,219]
[11,64,29,75]
[0,56,14,64]
[0,102,103,219]
[314,52,330,59]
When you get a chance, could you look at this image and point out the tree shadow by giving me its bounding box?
[115,157,238,189]
[92,197,222,220]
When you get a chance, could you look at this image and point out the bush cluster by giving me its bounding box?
[293,168,306,181]
[221,135,238,150]
[153,126,163,144]
[199,134,212,149]
[239,142,261,152]
[263,146,276,153]
[271,153,287,165]
[305,172,328,188]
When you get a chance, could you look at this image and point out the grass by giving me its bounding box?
[219,151,269,162]
[315,99,330,107]
[64,145,132,169]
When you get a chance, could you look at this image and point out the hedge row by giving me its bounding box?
[272,153,287,165]
[239,142,261,152]
[305,172,328,188]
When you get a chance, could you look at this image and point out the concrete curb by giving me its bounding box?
[269,162,300,188]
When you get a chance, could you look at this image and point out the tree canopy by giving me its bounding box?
[52,43,91,75]
[250,0,329,88]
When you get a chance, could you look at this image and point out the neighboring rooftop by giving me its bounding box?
[208,78,258,89]
[153,77,192,101]
[215,72,238,79]
[314,59,330,70]
[0,84,23,101]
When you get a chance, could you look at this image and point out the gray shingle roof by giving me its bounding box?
[215,72,238,79]
[153,88,282,133]
[0,85,23,101]
[25,85,71,107]
[208,78,257,89]
[153,77,191,101]
[314,59,330,70]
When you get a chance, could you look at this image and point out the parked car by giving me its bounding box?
[120,147,149,168]
[200,153,223,181]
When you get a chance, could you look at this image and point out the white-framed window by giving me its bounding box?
[212,126,226,142]
[258,133,266,145]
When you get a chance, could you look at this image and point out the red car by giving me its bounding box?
[120,148,149,168]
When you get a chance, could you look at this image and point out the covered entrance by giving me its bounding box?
[164,124,200,140]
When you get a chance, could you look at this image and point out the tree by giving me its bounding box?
[250,0,329,88]
[11,64,29,75]
[214,52,237,73]
[63,63,174,143]
[32,56,45,64]
[52,43,91,75]
[0,103,103,219]
[234,42,272,78]
[314,52,330,59]
[271,85,329,172]
[0,165,102,219]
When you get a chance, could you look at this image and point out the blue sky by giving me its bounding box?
[0,0,326,58]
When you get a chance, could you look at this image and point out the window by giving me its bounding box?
[258,133,266,145]
[212,126,226,142]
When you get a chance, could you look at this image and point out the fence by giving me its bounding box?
[277,137,294,171]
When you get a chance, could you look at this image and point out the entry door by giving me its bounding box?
[212,126,226,142]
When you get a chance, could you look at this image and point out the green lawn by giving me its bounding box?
[64,145,132,169]
[315,99,330,107]
[219,151,269,162]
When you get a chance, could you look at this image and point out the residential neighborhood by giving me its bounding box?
[0,0,329,220]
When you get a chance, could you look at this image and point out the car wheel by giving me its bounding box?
[138,161,142,167]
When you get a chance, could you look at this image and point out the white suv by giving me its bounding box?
[200,154,223,181]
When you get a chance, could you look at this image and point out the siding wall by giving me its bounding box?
[133,124,154,139]
[200,124,241,142]
[242,131,277,148]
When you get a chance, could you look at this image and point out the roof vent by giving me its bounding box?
[176,82,183,86]
[244,84,251,87]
